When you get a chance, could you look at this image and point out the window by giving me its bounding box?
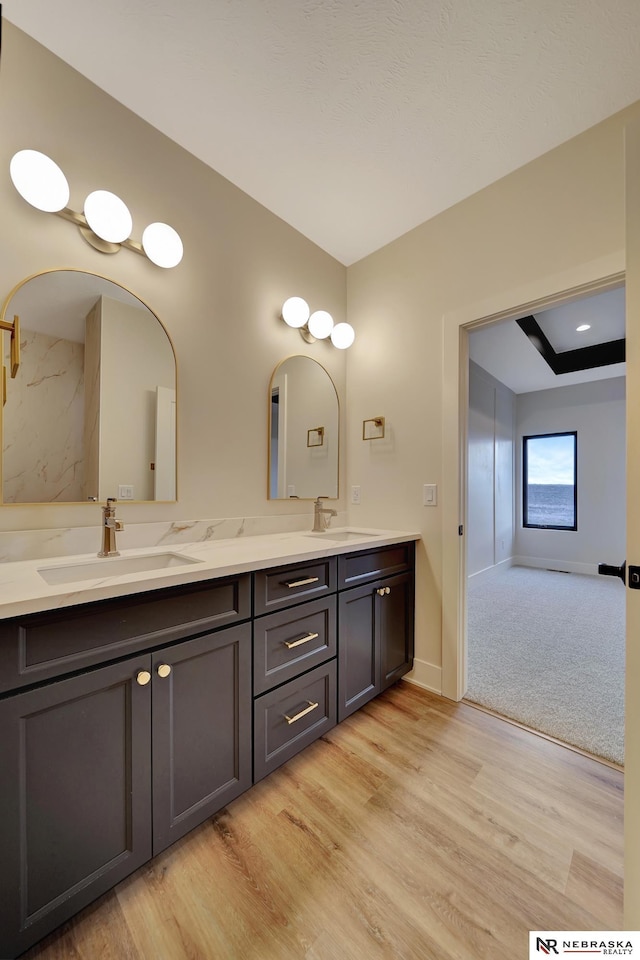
[522,432,577,530]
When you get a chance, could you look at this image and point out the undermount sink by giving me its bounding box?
[304,530,379,542]
[38,552,202,586]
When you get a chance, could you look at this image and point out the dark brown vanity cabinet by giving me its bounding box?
[0,542,415,957]
[338,543,415,722]
[0,578,252,960]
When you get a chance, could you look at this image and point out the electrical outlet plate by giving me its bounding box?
[351,485,361,504]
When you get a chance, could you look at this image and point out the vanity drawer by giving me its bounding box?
[0,574,251,694]
[253,595,337,696]
[338,541,415,589]
[253,659,337,782]
[254,557,337,616]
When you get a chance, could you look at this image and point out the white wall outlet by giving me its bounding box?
[118,484,134,500]
[423,483,437,506]
[351,485,361,504]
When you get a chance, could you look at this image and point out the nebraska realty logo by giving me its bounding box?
[530,932,640,957]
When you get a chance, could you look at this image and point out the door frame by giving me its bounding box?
[441,252,625,701]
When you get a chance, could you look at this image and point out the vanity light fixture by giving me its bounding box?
[330,322,355,350]
[281,297,355,348]
[9,150,183,268]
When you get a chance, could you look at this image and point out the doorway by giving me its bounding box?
[462,289,626,763]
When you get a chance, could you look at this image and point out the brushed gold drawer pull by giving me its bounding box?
[283,631,319,650]
[136,670,151,686]
[284,700,319,725]
[157,663,172,678]
[284,576,320,588]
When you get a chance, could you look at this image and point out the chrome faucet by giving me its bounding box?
[98,497,124,557]
[312,496,337,533]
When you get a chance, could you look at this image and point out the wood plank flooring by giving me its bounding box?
[21,683,623,960]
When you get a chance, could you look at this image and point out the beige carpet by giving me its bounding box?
[466,565,625,764]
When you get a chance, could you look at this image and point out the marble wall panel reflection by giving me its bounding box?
[3,329,85,503]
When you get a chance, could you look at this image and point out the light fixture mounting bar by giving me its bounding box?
[55,206,146,256]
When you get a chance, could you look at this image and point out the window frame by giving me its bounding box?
[522,431,577,531]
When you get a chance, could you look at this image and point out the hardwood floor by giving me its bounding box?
[21,683,623,960]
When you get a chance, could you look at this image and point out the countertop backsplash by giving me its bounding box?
[0,511,350,563]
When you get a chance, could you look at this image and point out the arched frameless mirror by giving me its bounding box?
[268,355,339,500]
[1,269,176,504]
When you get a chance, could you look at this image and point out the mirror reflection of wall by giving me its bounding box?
[3,323,86,503]
[1,271,176,504]
[269,355,339,500]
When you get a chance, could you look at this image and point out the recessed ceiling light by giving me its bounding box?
[576,324,591,332]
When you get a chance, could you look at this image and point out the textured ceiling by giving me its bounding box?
[4,0,640,264]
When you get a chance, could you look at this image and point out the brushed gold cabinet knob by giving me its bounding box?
[157,663,172,679]
[136,670,151,686]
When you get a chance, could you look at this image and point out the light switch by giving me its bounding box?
[423,484,437,506]
[118,484,134,500]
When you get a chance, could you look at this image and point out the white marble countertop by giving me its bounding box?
[0,527,420,620]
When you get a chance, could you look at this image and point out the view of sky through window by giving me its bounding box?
[526,434,575,484]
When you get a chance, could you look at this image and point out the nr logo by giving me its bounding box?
[536,939,559,955]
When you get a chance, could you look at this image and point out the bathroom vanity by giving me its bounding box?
[0,528,417,958]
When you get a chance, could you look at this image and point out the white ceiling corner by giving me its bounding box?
[4,0,640,265]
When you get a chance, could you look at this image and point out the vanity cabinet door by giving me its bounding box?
[0,658,152,960]
[378,571,415,691]
[338,571,415,721]
[151,622,252,855]
[338,582,380,721]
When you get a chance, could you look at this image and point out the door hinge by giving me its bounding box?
[458,525,463,536]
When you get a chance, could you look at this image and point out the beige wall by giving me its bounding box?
[0,23,347,530]
[347,99,639,688]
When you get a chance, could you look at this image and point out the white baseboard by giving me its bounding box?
[467,556,513,587]
[404,658,442,695]
[513,556,599,576]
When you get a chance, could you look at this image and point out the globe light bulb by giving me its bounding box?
[10,149,70,212]
[142,222,183,268]
[282,297,310,328]
[84,190,132,243]
[330,322,355,349]
[308,310,334,339]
